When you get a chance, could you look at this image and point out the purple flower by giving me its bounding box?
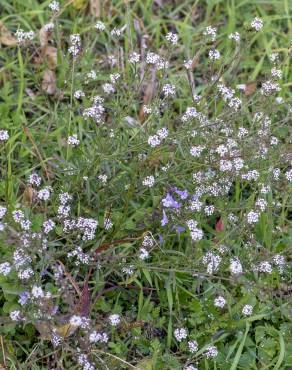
[18,291,30,306]
[161,210,168,226]
[176,226,185,233]
[174,188,189,200]
[162,193,181,209]
[158,234,164,244]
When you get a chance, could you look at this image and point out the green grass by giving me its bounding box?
[0,0,291,369]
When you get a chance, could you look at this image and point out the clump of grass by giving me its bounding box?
[0,1,291,369]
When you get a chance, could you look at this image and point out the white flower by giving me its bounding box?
[174,328,187,342]
[95,21,105,31]
[38,186,52,201]
[10,310,22,321]
[209,49,220,60]
[139,247,149,260]
[165,32,178,45]
[129,52,140,64]
[89,331,108,343]
[43,219,55,234]
[203,26,217,41]
[214,296,226,308]
[0,262,11,276]
[230,258,243,274]
[28,173,41,187]
[228,32,240,42]
[15,29,35,43]
[204,345,218,358]
[251,17,263,31]
[102,83,115,94]
[67,135,80,146]
[247,211,260,224]
[74,90,85,99]
[162,84,176,97]
[0,130,9,141]
[188,340,198,353]
[0,206,7,219]
[285,169,292,182]
[49,1,60,12]
[143,175,155,188]
[31,285,44,299]
[242,304,253,316]
[109,314,121,326]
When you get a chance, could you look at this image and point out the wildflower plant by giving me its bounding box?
[0,1,291,369]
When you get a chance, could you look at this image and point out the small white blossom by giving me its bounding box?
[242,304,253,316]
[165,32,178,45]
[28,173,41,187]
[250,17,263,31]
[0,130,9,141]
[109,314,121,326]
[49,1,60,12]
[143,175,155,188]
[129,52,140,64]
[204,345,218,358]
[0,262,11,276]
[188,340,198,353]
[174,328,187,342]
[0,206,7,219]
[67,135,80,146]
[230,258,243,274]
[31,285,44,299]
[95,21,105,31]
[74,90,85,99]
[214,296,226,308]
[139,247,149,260]
[209,49,220,61]
[203,26,217,41]
[10,310,22,321]
[228,32,240,42]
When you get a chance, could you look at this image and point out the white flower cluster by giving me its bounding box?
[250,17,263,31]
[214,296,226,308]
[146,52,169,70]
[49,1,60,12]
[67,134,80,146]
[15,29,35,43]
[203,26,217,41]
[129,52,140,64]
[218,84,242,110]
[68,34,81,58]
[0,130,9,141]
[83,96,105,123]
[162,84,176,97]
[165,32,178,45]
[148,127,168,147]
[143,175,155,188]
[89,331,108,343]
[95,21,105,31]
[261,80,281,96]
[174,328,187,342]
[109,314,121,326]
[202,251,221,274]
[28,173,42,187]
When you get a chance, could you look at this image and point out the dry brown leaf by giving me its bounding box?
[0,21,17,46]
[139,69,157,123]
[244,81,257,96]
[44,46,58,70]
[90,0,100,17]
[22,186,37,205]
[42,69,57,95]
[35,322,78,341]
[39,25,49,48]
